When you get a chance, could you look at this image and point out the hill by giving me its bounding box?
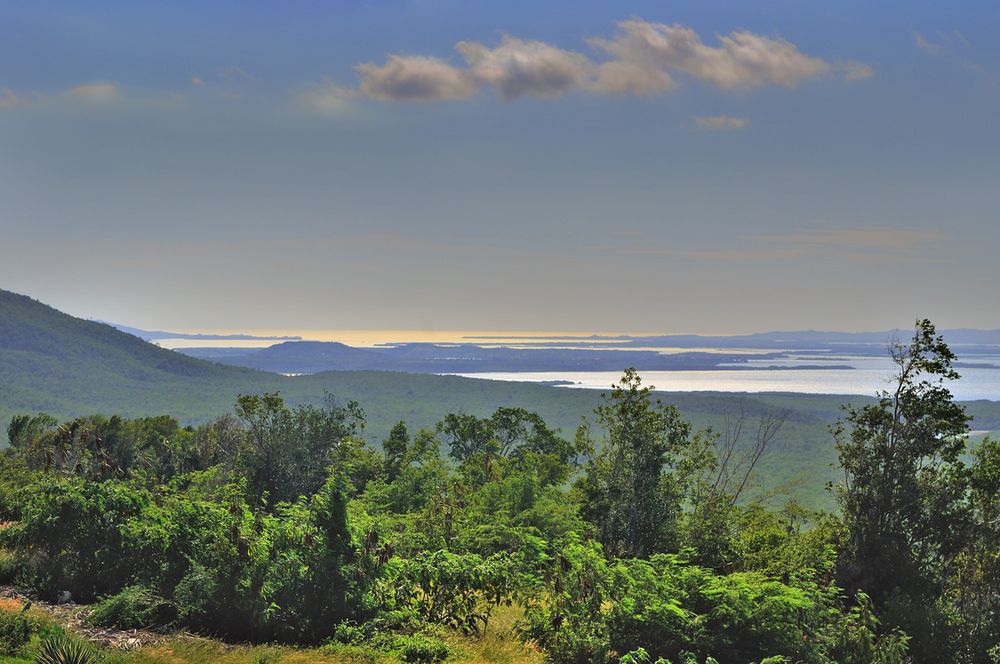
[2,288,998,509]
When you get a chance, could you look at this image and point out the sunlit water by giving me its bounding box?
[154,329,643,349]
[449,355,1000,401]
[153,330,1000,401]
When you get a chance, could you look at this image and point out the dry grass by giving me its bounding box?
[0,599,544,664]
[109,639,384,664]
[0,599,23,613]
[109,626,545,664]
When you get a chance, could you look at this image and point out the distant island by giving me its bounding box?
[164,325,1000,376]
[104,322,303,343]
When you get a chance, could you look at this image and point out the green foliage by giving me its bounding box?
[834,320,997,661]
[392,634,450,663]
[85,586,176,630]
[1,470,362,642]
[822,592,910,664]
[0,611,30,656]
[835,319,972,603]
[382,551,518,635]
[0,339,995,662]
[578,368,694,558]
[33,634,98,664]
[234,392,366,506]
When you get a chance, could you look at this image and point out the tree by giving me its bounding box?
[948,437,1000,662]
[834,319,973,659]
[383,421,410,481]
[578,369,693,558]
[680,405,787,572]
[235,392,365,507]
[438,413,495,462]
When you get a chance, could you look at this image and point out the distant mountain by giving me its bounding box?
[217,341,400,373]
[103,322,301,343]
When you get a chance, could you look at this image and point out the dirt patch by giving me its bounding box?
[0,585,167,651]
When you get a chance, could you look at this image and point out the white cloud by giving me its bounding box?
[591,60,675,95]
[913,32,943,53]
[67,82,119,103]
[590,19,830,90]
[456,36,593,99]
[694,114,748,130]
[352,18,863,103]
[842,60,875,81]
[300,79,359,113]
[0,88,19,109]
[356,55,477,101]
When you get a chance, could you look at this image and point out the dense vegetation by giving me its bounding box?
[0,320,995,663]
[4,288,1000,514]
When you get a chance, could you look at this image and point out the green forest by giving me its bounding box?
[0,320,996,663]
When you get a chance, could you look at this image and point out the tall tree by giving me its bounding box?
[578,368,692,558]
[834,319,973,659]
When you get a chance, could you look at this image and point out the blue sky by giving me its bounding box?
[1,1,998,332]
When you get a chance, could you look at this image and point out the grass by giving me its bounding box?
[0,601,543,664]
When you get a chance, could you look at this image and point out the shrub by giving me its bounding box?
[0,609,30,655]
[383,550,518,635]
[393,633,449,663]
[86,585,177,629]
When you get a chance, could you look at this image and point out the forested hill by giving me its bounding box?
[3,288,999,510]
[0,289,253,379]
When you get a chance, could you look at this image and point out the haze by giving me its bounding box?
[1,0,998,333]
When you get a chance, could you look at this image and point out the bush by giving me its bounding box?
[393,633,449,663]
[382,550,518,635]
[0,609,30,655]
[86,585,177,629]
[326,625,450,663]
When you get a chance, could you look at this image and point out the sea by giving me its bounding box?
[154,330,1000,401]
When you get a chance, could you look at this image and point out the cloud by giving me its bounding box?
[694,114,748,130]
[0,88,19,109]
[761,228,945,251]
[842,60,875,81]
[624,246,800,261]
[590,19,831,90]
[353,18,864,103]
[0,82,123,111]
[910,30,994,84]
[300,79,359,113]
[456,35,593,99]
[913,32,943,53]
[356,55,477,101]
[591,60,675,95]
[188,66,253,99]
[67,82,119,103]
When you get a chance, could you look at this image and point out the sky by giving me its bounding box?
[1,0,998,334]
